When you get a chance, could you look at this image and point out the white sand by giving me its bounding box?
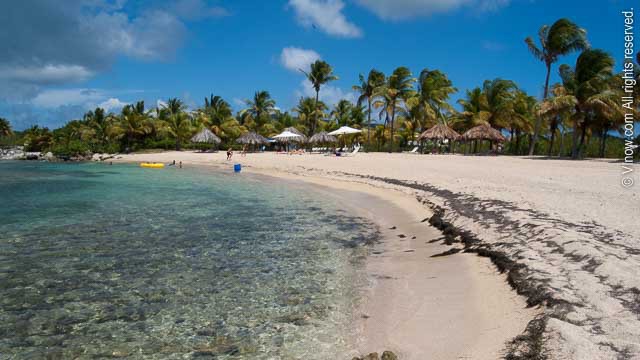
[112,151,640,359]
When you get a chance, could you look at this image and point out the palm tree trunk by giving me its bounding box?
[571,117,580,159]
[529,62,552,156]
[547,120,557,157]
[558,127,565,157]
[599,127,608,158]
[313,90,320,135]
[390,100,396,152]
[367,100,372,151]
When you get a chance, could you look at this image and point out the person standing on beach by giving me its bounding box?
[241,144,248,157]
[227,148,233,161]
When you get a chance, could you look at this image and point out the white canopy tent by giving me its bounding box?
[273,131,303,141]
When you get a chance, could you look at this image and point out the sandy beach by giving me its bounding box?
[112,151,640,359]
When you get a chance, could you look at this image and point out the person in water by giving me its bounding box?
[226,148,233,161]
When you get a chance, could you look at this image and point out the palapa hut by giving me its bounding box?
[308,131,337,152]
[190,128,221,151]
[236,131,268,152]
[418,124,460,141]
[461,123,506,154]
[418,123,461,154]
[236,131,268,145]
[308,131,337,144]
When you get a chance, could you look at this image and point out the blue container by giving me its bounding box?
[234,163,241,173]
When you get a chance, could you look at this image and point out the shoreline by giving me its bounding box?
[111,153,537,358]
[107,150,640,358]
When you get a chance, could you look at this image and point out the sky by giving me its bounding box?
[0,0,627,130]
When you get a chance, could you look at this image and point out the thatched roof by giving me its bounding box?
[462,123,507,142]
[191,128,221,144]
[236,131,268,145]
[418,124,460,141]
[283,127,307,141]
[308,131,338,144]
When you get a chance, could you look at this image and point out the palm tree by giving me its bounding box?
[381,67,416,152]
[240,91,276,132]
[525,18,589,155]
[331,100,353,127]
[110,104,152,152]
[294,97,327,134]
[417,69,457,126]
[83,107,112,150]
[0,118,13,138]
[161,98,192,151]
[481,78,518,130]
[353,69,385,146]
[301,60,338,134]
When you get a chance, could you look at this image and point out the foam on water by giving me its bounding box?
[0,161,378,359]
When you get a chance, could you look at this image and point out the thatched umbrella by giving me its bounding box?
[418,124,460,141]
[236,131,268,145]
[191,128,221,151]
[462,123,506,142]
[308,131,338,144]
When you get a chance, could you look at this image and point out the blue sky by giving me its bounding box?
[0,0,626,130]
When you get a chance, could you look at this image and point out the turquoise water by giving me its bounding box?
[0,161,378,359]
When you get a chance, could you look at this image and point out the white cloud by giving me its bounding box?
[0,64,93,84]
[32,89,105,109]
[98,98,128,111]
[296,79,356,107]
[288,0,362,38]
[280,47,321,72]
[354,0,509,20]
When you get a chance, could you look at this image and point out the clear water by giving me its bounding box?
[0,161,378,359]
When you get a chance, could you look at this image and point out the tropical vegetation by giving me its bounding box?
[1,18,635,160]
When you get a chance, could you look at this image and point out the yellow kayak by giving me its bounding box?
[140,162,164,169]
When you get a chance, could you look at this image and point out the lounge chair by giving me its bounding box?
[340,146,360,157]
[403,146,419,154]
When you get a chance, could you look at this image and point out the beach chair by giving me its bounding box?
[340,146,360,157]
[403,146,419,154]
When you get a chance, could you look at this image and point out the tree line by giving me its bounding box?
[1,18,638,159]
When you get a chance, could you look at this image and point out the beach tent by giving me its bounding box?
[190,128,221,151]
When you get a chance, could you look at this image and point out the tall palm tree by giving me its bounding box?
[83,107,111,149]
[481,78,518,130]
[353,69,385,146]
[240,91,276,132]
[203,95,232,125]
[525,18,589,155]
[381,67,416,152]
[0,118,13,138]
[301,60,338,134]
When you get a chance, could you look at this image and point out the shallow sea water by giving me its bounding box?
[0,161,378,359]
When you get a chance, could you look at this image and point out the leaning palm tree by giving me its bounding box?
[381,67,416,152]
[525,18,589,155]
[301,60,338,134]
[0,117,13,138]
[353,69,385,146]
[240,91,276,132]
